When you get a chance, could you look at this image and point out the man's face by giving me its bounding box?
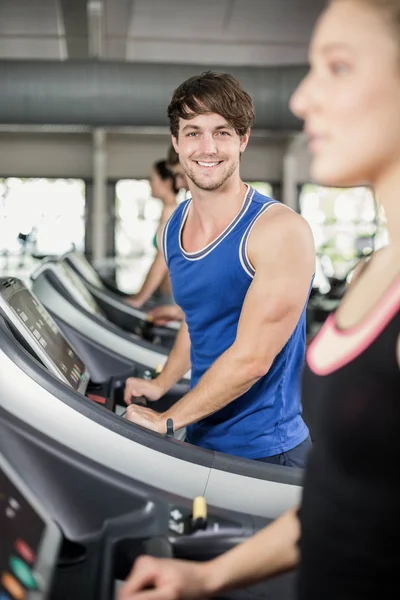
[172,112,249,192]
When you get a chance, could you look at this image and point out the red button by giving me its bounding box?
[87,394,106,405]
[15,539,35,564]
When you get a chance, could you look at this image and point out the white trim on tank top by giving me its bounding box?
[178,184,255,261]
[239,201,292,278]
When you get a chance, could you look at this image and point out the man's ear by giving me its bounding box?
[239,129,251,153]
[172,135,179,153]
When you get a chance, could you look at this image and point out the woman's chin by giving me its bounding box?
[310,159,361,189]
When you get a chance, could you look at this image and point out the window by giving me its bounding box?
[114,178,185,292]
[248,182,273,197]
[299,184,388,285]
[0,178,85,273]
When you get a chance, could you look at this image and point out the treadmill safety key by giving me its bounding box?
[168,497,208,535]
[191,496,208,532]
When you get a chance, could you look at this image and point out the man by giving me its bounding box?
[124,71,315,466]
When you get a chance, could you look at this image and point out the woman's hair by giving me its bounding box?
[153,159,178,194]
[166,144,179,167]
[330,0,400,46]
[167,71,255,139]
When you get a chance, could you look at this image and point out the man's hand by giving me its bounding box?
[148,305,185,325]
[124,378,164,405]
[118,555,211,600]
[125,404,165,434]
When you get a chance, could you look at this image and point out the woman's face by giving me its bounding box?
[149,168,171,201]
[290,0,400,188]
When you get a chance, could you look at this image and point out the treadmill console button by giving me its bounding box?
[87,394,106,405]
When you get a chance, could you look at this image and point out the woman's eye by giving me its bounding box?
[329,61,350,75]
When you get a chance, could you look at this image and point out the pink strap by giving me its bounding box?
[307,279,400,376]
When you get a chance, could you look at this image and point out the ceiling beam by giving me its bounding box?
[59,0,89,58]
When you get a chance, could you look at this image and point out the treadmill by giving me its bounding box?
[62,250,179,349]
[0,411,297,600]
[30,258,190,386]
[0,276,302,520]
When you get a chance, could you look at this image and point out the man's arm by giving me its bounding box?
[161,207,315,430]
[154,318,191,391]
[124,318,191,405]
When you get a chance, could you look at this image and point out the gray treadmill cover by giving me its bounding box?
[64,251,105,289]
[0,277,90,394]
[0,453,62,600]
[51,262,106,319]
[63,251,181,332]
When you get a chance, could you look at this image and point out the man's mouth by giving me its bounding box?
[195,161,223,169]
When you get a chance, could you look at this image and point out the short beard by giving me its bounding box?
[185,160,238,191]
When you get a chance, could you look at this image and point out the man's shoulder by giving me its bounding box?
[249,203,314,260]
[252,202,310,236]
[248,186,277,207]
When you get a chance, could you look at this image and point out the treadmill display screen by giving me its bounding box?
[8,288,85,390]
[0,468,45,598]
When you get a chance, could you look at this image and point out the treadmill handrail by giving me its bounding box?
[0,314,301,488]
[62,251,180,331]
[83,280,181,331]
[31,266,191,377]
[32,261,168,353]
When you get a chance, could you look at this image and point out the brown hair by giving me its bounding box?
[167,71,255,139]
[330,0,400,44]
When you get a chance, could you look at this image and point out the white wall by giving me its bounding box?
[0,133,93,179]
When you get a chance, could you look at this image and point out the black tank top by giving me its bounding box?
[297,277,400,600]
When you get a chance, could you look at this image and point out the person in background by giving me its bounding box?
[127,159,178,309]
[145,146,188,323]
[166,144,189,192]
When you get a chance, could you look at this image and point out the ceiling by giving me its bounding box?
[0,0,325,66]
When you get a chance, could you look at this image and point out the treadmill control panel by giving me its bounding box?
[0,456,62,600]
[0,278,89,393]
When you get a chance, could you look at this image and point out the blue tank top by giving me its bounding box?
[162,185,310,459]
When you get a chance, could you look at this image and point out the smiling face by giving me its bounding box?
[290,0,400,188]
[171,113,250,192]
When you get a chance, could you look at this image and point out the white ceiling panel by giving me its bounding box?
[0,0,325,63]
[227,0,322,42]
[0,0,63,35]
[127,0,231,40]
